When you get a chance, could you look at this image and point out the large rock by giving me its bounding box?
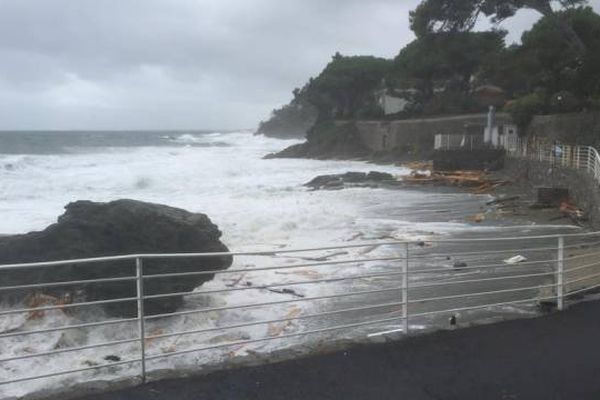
[305,171,396,190]
[264,121,370,160]
[0,199,233,317]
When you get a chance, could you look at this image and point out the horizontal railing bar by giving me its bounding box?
[145,264,561,302]
[406,240,600,261]
[0,255,137,270]
[2,231,600,270]
[147,301,405,341]
[566,281,600,297]
[0,337,139,363]
[142,256,406,280]
[0,358,142,386]
[0,317,138,339]
[561,250,600,262]
[410,257,558,275]
[409,294,558,319]
[144,245,600,281]
[411,271,556,290]
[145,315,403,361]
[565,260,600,274]
[144,270,405,301]
[0,296,138,317]
[565,271,600,286]
[0,275,137,293]
[408,283,557,304]
[0,244,406,270]
[144,286,403,321]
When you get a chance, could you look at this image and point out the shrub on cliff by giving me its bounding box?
[504,92,547,129]
[256,100,317,138]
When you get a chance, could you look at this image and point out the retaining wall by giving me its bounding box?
[339,114,512,153]
[503,157,600,229]
[528,112,600,146]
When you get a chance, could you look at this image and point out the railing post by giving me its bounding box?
[557,237,564,311]
[402,243,409,335]
[136,257,147,383]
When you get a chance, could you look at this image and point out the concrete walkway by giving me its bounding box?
[81,300,600,400]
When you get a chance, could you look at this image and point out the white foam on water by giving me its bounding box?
[0,131,531,398]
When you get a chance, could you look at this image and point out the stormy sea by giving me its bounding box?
[0,130,580,398]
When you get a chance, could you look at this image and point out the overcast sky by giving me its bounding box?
[0,0,598,131]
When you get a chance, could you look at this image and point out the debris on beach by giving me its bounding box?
[25,293,72,320]
[468,213,486,223]
[504,255,527,264]
[401,169,508,193]
[453,261,468,269]
[266,288,305,298]
[268,306,302,337]
[560,200,584,222]
[402,161,433,171]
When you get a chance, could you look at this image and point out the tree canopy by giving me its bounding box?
[257,4,600,136]
[303,54,392,121]
[410,0,588,52]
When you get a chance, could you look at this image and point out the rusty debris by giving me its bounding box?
[25,293,73,320]
[560,200,585,225]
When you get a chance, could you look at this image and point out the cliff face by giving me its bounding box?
[255,102,317,139]
[265,122,369,160]
[266,114,508,161]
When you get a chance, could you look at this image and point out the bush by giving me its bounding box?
[504,92,547,129]
[548,91,581,113]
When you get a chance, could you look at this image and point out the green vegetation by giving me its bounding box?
[256,93,317,138]
[303,53,392,122]
[409,0,587,53]
[259,2,600,137]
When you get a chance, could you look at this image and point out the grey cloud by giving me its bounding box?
[0,0,597,130]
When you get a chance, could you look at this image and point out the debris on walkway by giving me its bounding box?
[504,255,527,264]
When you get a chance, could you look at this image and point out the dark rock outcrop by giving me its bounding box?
[265,122,370,160]
[0,199,232,317]
[305,171,396,190]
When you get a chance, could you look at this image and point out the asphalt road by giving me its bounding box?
[80,300,600,400]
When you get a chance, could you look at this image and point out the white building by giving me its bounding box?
[376,88,415,115]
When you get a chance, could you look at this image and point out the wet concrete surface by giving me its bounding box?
[79,299,600,400]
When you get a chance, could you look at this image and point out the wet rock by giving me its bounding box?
[305,171,395,190]
[0,199,233,317]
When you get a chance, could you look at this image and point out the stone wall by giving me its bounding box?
[341,113,512,153]
[343,111,600,154]
[503,157,600,229]
[433,149,505,171]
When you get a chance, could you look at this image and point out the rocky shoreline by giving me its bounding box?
[0,199,233,317]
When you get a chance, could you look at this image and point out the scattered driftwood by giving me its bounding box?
[25,293,72,319]
[277,251,348,262]
[266,288,305,298]
[225,273,247,288]
[402,170,508,193]
[402,161,433,171]
[560,200,585,226]
[268,306,302,337]
[486,196,520,206]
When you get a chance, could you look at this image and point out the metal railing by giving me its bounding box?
[508,141,600,186]
[2,231,600,395]
[434,133,485,151]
